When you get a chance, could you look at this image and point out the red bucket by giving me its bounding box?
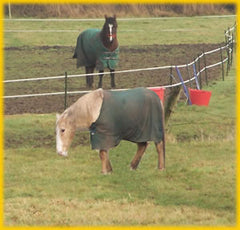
[149,87,165,103]
[189,88,212,106]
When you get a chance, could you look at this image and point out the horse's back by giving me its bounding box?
[90,88,164,150]
[73,29,101,67]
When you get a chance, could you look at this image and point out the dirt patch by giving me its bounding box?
[4,43,225,114]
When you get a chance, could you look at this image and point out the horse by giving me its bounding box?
[56,88,165,175]
[73,15,119,89]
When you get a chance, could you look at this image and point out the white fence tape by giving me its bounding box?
[4,24,235,99]
[3,42,231,84]
[3,56,229,99]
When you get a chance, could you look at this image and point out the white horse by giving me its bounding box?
[56,88,165,174]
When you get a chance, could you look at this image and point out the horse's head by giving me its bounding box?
[56,111,75,157]
[103,14,118,43]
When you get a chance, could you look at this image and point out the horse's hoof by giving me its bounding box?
[101,170,113,175]
[130,165,138,170]
[158,167,165,171]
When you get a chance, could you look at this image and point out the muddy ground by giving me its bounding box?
[4,43,225,114]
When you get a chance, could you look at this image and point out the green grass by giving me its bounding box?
[4,65,236,226]
[168,76,236,143]
[3,15,236,226]
[4,16,235,47]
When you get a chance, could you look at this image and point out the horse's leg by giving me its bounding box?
[99,150,112,174]
[85,66,94,88]
[130,142,148,170]
[110,69,116,88]
[155,141,165,170]
[98,70,104,88]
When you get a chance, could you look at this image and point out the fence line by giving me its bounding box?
[4,24,236,99]
[5,29,199,33]
[3,41,231,84]
[3,56,229,99]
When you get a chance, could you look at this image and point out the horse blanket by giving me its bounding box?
[90,88,164,150]
[73,28,119,71]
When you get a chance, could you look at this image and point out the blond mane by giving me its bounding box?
[57,88,104,130]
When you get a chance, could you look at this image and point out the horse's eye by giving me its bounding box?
[61,129,65,133]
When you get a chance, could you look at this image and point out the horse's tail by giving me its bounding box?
[72,33,83,59]
[72,32,90,64]
[72,38,79,58]
[72,51,77,59]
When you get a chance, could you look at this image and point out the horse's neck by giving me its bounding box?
[69,101,92,130]
[70,91,103,130]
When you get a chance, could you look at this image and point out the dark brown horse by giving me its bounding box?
[73,15,119,88]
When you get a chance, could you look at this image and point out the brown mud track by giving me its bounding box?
[4,43,224,115]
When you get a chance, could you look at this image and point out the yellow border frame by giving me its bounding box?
[0,0,238,229]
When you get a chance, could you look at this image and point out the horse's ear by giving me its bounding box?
[98,88,104,99]
[113,14,116,19]
[104,14,108,20]
[95,88,104,99]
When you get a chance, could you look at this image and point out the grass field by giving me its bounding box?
[4,16,235,114]
[3,15,236,226]
[4,65,236,226]
[4,15,235,47]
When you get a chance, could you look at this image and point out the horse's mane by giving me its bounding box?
[57,89,104,129]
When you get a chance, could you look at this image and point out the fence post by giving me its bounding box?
[175,66,192,105]
[186,63,192,88]
[169,66,173,87]
[194,57,201,89]
[202,50,208,86]
[193,62,200,90]
[224,29,227,44]
[226,27,231,74]
[64,72,68,110]
[226,39,230,76]
[230,32,234,66]
[197,54,202,89]
[8,2,12,19]
[220,47,225,81]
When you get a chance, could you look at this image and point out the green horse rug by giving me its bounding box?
[73,28,119,71]
[90,87,164,150]
[56,87,165,173]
